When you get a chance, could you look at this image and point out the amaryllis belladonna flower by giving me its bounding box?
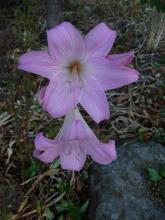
[18,22,139,123]
[33,109,116,171]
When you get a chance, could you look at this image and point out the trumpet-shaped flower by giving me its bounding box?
[18,22,139,123]
[33,109,116,171]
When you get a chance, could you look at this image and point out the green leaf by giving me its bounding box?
[56,200,89,220]
[43,208,54,220]
[147,168,162,182]
[36,200,44,212]
[56,201,70,212]
[137,128,147,142]
[58,215,64,220]
[46,122,60,139]
[80,200,89,214]
[24,159,40,178]
[159,165,165,178]
[0,185,8,194]
[50,160,60,169]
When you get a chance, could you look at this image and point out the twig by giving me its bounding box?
[25,169,58,196]
[45,192,65,208]
[12,209,38,220]
[21,175,38,186]
[12,192,65,220]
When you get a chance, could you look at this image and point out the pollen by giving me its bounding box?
[68,60,82,75]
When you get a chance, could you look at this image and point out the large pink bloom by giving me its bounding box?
[18,22,139,123]
[33,109,116,171]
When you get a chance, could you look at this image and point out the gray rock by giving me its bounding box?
[89,142,165,220]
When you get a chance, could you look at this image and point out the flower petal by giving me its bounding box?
[59,120,89,140]
[80,82,110,123]
[87,140,116,164]
[18,50,56,79]
[90,57,139,91]
[47,22,85,61]
[107,51,134,66]
[33,148,59,163]
[56,108,93,141]
[33,133,60,163]
[60,140,87,171]
[34,133,57,151]
[37,86,47,105]
[84,22,117,57]
[43,75,81,118]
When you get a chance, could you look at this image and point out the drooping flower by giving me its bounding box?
[18,22,139,123]
[33,108,116,171]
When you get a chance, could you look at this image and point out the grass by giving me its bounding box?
[0,0,165,219]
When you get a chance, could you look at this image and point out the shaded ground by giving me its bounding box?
[0,0,165,219]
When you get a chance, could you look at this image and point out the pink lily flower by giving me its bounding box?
[33,109,116,171]
[18,22,139,123]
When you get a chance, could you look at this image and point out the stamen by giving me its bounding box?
[68,60,82,75]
